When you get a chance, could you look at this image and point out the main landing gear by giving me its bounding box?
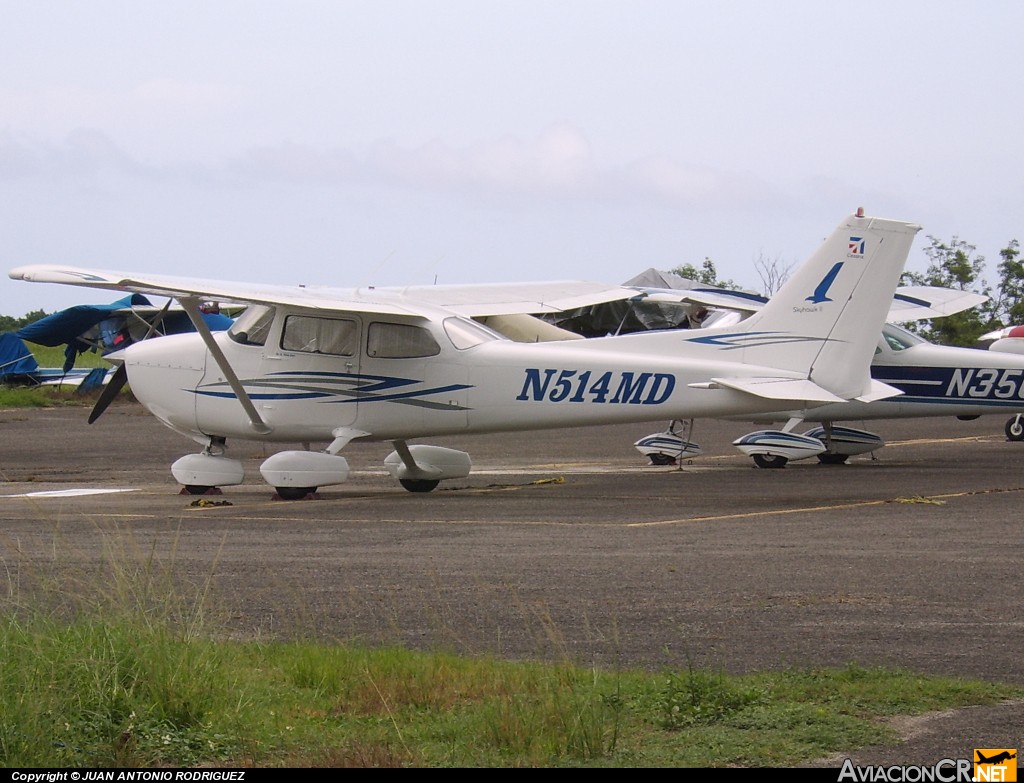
[735,423,884,468]
[169,438,472,499]
[633,419,702,465]
[637,419,885,470]
[1006,414,1024,441]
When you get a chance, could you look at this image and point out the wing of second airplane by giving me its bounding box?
[887,286,988,321]
[627,282,986,323]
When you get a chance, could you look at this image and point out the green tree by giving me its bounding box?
[901,236,994,345]
[0,309,49,333]
[992,239,1024,327]
[669,257,737,289]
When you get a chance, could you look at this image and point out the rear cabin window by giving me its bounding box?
[367,322,440,358]
[281,315,358,356]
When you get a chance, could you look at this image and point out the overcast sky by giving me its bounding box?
[2,0,1022,315]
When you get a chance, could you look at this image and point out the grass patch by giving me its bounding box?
[28,344,112,370]
[0,385,95,408]
[1,527,1020,767]
[1,618,1017,768]
[0,344,117,408]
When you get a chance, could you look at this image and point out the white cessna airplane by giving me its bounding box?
[9,208,919,498]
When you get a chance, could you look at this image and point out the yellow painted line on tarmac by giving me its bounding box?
[628,499,892,527]
[628,485,1024,527]
[78,513,165,520]
[886,435,1001,447]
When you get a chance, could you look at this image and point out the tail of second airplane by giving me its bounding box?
[687,208,921,403]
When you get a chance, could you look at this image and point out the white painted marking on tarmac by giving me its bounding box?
[5,488,140,498]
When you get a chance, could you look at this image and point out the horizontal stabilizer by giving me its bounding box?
[854,380,904,403]
[706,376,846,403]
[888,286,988,321]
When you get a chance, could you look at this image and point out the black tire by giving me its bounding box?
[276,486,316,500]
[1006,417,1024,441]
[184,484,215,495]
[817,453,849,465]
[648,453,677,466]
[752,454,788,469]
[400,478,440,493]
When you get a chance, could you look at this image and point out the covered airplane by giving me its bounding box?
[14,293,234,372]
[1,294,233,392]
[0,332,110,389]
[9,209,918,498]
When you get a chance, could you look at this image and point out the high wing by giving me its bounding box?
[8,265,638,319]
[886,286,988,321]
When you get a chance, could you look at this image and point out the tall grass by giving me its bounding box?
[28,344,112,370]
[1,523,1020,767]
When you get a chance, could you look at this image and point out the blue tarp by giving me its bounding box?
[15,294,153,347]
[0,332,39,379]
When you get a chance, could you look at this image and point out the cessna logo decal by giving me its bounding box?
[193,371,472,411]
[517,369,675,405]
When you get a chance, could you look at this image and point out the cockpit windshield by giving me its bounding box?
[228,304,275,346]
[443,317,507,349]
[880,322,926,352]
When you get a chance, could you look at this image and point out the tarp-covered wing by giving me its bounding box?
[0,332,39,380]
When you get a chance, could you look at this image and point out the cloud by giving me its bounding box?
[614,154,779,209]
[0,129,145,180]
[230,122,782,208]
[1,123,786,210]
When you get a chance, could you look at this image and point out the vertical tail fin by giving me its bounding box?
[714,209,921,400]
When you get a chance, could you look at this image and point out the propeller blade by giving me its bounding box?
[88,364,128,424]
[88,299,170,424]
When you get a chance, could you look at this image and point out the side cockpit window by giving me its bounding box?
[281,315,358,355]
[228,304,275,346]
[367,322,440,358]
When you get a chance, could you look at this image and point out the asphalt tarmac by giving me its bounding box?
[1,401,1022,766]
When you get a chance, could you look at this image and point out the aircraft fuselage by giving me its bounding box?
[119,311,822,446]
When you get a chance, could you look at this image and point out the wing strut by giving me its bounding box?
[180,296,273,436]
[390,439,419,472]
